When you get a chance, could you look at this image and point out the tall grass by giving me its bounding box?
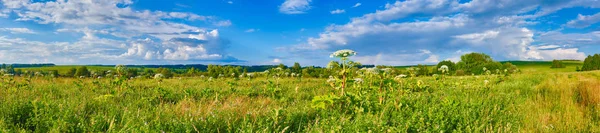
[0,71,599,132]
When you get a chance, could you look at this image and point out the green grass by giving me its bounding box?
[0,61,598,132]
[504,61,583,73]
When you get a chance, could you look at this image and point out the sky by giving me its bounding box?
[1,0,600,66]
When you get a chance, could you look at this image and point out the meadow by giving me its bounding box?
[0,52,599,132]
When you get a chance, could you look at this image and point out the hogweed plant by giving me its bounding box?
[329,49,357,96]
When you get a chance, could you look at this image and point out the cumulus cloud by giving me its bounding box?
[0,28,36,34]
[279,0,312,14]
[330,9,345,14]
[272,58,282,63]
[280,0,593,65]
[0,0,241,64]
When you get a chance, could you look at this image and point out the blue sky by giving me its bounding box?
[1,0,600,66]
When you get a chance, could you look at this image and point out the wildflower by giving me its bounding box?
[200,75,205,78]
[115,64,126,75]
[394,74,407,80]
[438,65,449,73]
[208,77,213,81]
[353,78,363,84]
[483,67,487,71]
[327,77,336,83]
[97,76,102,79]
[330,49,357,58]
[218,74,224,77]
[381,68,392,74]
[154,74,164,79]
[239,74,244,78]
[231,73,236,77]
[366,67,380,75]
[247,73,254,77]
[504,69,508,73]
[484,80,490,85]
[275,67,283,70]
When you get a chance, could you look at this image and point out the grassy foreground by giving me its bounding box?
[0,68,599,132]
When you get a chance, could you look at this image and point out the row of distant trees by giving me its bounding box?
[4,53,599,78]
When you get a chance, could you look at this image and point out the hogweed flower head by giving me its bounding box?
[438,65,449,73]
[154,74,164,79]
[330,49,357,58]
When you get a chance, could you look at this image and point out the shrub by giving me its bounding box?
[75,66,90,77]
[550,60,566,68]
[456,53,503,75]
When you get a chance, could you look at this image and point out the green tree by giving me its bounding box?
[292,62,301,73]
[156,67,173,78]
[456,53,500,75]
[550,60,565,68]
[67,68,77,77]
[126,68,139,78]
[75,66,90,77]
[581,54,600,71]
[49,70,59,77]
[277,63,287,69]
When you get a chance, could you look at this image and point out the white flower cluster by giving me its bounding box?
[154,73,164,79]
[365,67,380,75]
[438,65,449,73]
[395,74,407,80]
[330,49,357,58]
[327,76,336,83]
[353,78,363,84]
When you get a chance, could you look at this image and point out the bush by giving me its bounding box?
[75,66,90,77]
[455,70,465,76]
[456,53,504,75]
[551,60,566,68]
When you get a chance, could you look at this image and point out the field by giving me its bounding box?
[1,61,600,132]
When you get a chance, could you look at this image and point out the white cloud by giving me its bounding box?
[272,58,282,63]
[527,46,586,60]
[214,20,232,27]
[567,13,600,28]
[279,0,312,14]
[1,0,232,40]
[0,28,36,34]
[0,0,241,64]
[330,9,345,14]
[245,29,258,33]
[279,0,595,65]
[352,3,361,8]
[352,50,440,66]
[227,1,233,4]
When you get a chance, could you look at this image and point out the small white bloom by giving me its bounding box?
[353,78,363,83]
[154,74,164,79]
[327,77,336,83]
